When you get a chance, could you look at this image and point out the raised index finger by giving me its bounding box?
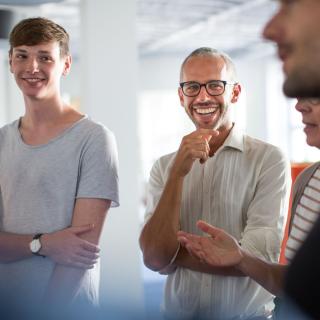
[196,220,221,237]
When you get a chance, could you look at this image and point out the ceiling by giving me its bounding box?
[0,0,278,58]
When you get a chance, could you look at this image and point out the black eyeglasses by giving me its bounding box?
[179,80,236,97]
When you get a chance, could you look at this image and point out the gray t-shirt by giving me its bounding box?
[0,115,119,308]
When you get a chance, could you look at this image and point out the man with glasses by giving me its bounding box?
[140,47,291,320]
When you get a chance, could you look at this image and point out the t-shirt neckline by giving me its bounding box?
[15,114,88,149]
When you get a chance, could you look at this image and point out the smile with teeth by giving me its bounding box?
[193,107,218,115]
[23,78,44,82]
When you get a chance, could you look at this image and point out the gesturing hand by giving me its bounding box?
[40,225,100,269]
[171,129,219,178]
[177,220,243,267]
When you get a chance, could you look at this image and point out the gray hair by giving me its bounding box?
[180,47,238,83]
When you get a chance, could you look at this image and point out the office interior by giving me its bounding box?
[0,0,319,318]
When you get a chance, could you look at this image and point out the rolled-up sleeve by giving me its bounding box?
[240,147,291,262]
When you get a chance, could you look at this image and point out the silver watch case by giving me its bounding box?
[29,238,42,254]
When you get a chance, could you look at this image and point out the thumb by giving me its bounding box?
[196,220,219,237]
[70,224,94,235]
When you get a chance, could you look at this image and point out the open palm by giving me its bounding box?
[177,220,243,267]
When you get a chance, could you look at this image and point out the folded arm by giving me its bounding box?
[0,233,34,263]
[0,225,99,267]
[43,198,110,305]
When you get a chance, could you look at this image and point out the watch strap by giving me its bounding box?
[33,233,43,240]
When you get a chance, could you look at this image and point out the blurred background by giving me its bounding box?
[0,0,319,318]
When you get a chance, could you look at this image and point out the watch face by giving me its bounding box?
[30,239,41,253]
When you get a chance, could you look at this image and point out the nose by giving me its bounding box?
[295,99,311,114]
[26,57,39,73]
[196,85,211,101]
[262,5,282,42]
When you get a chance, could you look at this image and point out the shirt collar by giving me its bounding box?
[220,122,244,152]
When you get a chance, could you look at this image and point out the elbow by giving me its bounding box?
[139,236,170,271]
[143,250,168,272]
[142,250,168,271]
[139,227,176,271]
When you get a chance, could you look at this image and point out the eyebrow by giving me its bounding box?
[13,49,52,54]
[38,51,52,54]
[14,49,27,53]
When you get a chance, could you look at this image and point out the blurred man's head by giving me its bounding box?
[263,1,320,98]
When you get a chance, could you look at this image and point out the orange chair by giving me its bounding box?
[279,163,311,264]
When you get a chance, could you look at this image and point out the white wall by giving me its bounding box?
[0,49,8,126]
[80,0,143,315]
[139,54,183,91]
[0,50,24,123]
[236,56,268,140]
[236,54,294,154]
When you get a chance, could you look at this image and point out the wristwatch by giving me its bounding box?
[29,233,45,257]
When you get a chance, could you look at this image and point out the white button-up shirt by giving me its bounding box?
[145,125,291,319]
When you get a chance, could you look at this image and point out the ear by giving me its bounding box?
[62,55,72,76]
[230,83,241,103]
[178,87,185,107]
[9,53,13,74]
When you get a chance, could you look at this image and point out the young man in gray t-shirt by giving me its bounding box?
[0,17,119,318]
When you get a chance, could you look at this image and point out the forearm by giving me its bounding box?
[0,232,33,263]
[43,264,87,305]
[140,174,184,270]
[237,249,286,296]
[44,198,109,304]
[174,247,245,276]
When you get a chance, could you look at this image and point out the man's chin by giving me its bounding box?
[284,69,320,98]
[196,123,217,130]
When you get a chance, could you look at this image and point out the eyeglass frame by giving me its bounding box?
[179,80,237,97]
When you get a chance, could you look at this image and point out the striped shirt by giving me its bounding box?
[145,124,291,319]
[286,168,320,262]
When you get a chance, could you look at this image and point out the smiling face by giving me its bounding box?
[178,55,241,131]
[263,0,320,98]
[9,41,71,101]
[295,98,320,148]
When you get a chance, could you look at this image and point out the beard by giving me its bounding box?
[212,103,229,130]
[284,60,320,98]
[188,101,230,130]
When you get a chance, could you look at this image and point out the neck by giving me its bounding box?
[209,122,234,154]
[22,95,70,127]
